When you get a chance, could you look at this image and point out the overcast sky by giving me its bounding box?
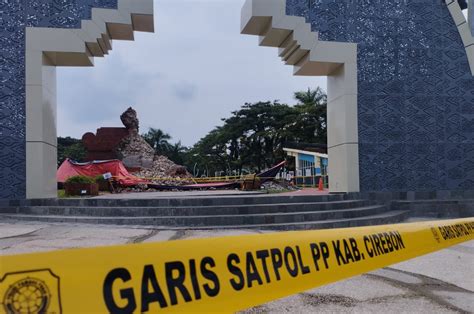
[57,0,326,146]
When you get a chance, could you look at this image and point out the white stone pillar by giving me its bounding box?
[25,51,58,199]
[241,0,361,192]
[327,63,360,193]
[21,1,154,199]
[469,0,473,35]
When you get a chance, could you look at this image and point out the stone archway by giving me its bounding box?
[241,0,360,193]
[2,0,154,199]
[2,0,474,199]
[241,0,474,194]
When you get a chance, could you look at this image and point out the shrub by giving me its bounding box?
[95,175,106,183]
[65,175,95,184]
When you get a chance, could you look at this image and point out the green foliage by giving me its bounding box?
[188,87,327,175]
[142,128,190,166]
[59,87,326,177]
[142,128,172,154]
[294,87,327,106]
[57,137,86,166]
[94,175,106,183]
[164,141,189,166]
[292,86,327,144]
[65,175,95,184]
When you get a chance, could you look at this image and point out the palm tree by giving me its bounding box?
[142,128,172,154]
[293,87,328,144]
[294,87,327,106]
[165,141,188,165]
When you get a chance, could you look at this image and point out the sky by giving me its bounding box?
[57,0,325,147]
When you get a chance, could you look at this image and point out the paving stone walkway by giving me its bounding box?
[0,221,472,313]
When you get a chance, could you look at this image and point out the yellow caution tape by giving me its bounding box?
[0,218,473,313]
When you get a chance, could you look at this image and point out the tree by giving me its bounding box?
[189,87,327,175]
[141,128,192,167]
[294,87,327,106]
[57,137,86,165]
[163,141,189,166]
[142,128,172,154]
[292,87,327,143]
[138,88,327,176]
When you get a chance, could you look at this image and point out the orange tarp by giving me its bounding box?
[57,159,148,186]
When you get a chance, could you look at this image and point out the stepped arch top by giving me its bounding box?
[242,0,474,192]
[0,0,154,199]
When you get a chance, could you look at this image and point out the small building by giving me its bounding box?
[283,143,328,187]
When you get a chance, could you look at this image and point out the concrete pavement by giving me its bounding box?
[0,221,472,313]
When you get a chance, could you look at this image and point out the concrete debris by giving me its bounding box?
[120,107,140,134]
[115,107,192,186]
[117,132,155,169]
[136,155,193,186]
[168,165,189,177]
[261,181,299,191]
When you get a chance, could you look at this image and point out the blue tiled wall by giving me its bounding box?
[1,1,472,198]
[0,0,117,199]
[287,0,474,191]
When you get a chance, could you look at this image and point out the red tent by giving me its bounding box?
[57,159,148,187]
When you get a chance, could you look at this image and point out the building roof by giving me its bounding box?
[283,142,328,154]
[283,147,328,159]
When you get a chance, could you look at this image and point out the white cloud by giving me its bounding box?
[57,0,326,146]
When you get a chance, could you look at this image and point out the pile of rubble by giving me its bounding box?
[136,155,194,186]
[116,107,155,169]
[115,107,193,187]
[261,180,299,192]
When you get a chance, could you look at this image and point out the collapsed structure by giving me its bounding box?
[62,108,286,192]
[81,107,192,185]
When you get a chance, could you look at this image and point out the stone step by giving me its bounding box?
[8,194,349,208]
[247,210,410,231]
[1,200,372,217]
[391,199,474,218]
[0,205,386,227]
[0,209,408,231]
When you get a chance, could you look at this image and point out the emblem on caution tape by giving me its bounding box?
[0,269,62,314]
[430,227,441,243]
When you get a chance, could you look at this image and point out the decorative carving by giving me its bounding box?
[287,0,474,191]
[0,0,120,199]
[0,1,27,199]
[0,0,153,199]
